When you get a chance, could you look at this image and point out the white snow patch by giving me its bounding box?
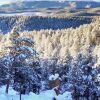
[96,74,100,82]
[49,73,59,81]
[0,86,72,100]
[0,12,54,17]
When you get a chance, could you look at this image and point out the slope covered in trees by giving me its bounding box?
[0,17,100,63]
[0,16,93,34]
[8,17,99,63]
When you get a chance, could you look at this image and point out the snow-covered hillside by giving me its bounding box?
[0,12,54,17]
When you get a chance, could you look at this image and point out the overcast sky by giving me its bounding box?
[0,0,100,5]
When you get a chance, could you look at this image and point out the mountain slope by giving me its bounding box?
[0,1,100,13]
[0,16,93,34]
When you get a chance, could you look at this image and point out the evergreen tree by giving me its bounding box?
[3,28,41,94]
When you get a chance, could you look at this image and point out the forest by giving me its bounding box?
[0,15,100,100]
[0,16,93,34]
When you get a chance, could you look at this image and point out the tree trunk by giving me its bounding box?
[6,79,10,94]
[20,84,22,100]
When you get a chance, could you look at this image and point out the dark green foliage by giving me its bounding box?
[0,16,92,34]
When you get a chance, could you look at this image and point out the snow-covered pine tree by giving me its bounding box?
[67,54,100,99]
[4,27,41,94]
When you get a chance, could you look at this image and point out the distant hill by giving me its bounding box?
[0,1,100,13]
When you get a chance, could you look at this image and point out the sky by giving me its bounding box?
[0,0,100,5]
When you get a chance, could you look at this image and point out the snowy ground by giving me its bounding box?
[0,12,54,17]
[0,86,72,100]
